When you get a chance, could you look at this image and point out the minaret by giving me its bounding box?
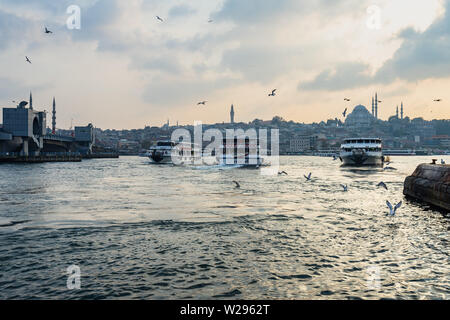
[52,97,56,134]
[230,104,235,124]
[29,91,33,110]
[396,105,399,118]
[375,92,378,119]
[401,102,404,120]
[372,97,374,116]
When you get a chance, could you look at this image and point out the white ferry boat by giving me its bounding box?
[148,140,201,164]
[382,149,417,156]
[217,136,268,167]
[340,138,383,166]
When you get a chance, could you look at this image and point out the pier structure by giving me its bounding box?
[404,163,450,211]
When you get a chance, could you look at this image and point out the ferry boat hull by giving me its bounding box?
[340,152,383,166]
[340,138,384,167]
[149,151,173,164]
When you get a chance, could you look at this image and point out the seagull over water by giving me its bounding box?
[344,98,350,101]
[25,56,31,64]
[386,200,402,216]
[377,182,388,190]
[232,181,240,188]
[156,16,164,22]
[197,101,207,105]
[44,27,52,34]
[433,99,442,102]
[304,172,312,181]
[278,171,288,175]
[268,89,277,96]
[341,184,348,192]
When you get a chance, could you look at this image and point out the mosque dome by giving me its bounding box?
[345,105,374,127]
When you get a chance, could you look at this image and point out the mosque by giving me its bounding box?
[345,93,406,127]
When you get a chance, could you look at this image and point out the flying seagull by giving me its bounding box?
[25,56,31,64]
[156,16,164,22]
[304,172,312,181]
[342,108,347,118]
[377,181,388,190]
[341,184,348,192]
[344,98,350,101]
[44,27,52,34]
[278,171,288,175]
[386,200,402,216]
[232,181,240,188]
[197,101,207,105]
[378,100,382,103]
[208,19,213,23]
[268,89,277,96]
[433,99,442,102]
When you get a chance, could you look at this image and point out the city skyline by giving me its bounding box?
[0,0,450,129]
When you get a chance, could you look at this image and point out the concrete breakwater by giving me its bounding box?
[404,163,450,211]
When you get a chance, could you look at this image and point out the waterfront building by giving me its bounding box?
[289,136,311,153]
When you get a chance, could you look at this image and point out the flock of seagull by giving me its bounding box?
[230,159,409,216]
[197,89,277,106]
[23,26,53,65]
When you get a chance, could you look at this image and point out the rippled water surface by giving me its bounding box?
[0,156,448,299]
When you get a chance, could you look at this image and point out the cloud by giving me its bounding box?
[168,4,197,18]
[375,3,450,83]
[0,10,30,50]
[300,0,450,91]
[299,62,373,91]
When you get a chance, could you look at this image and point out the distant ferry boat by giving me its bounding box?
[340,138,383,166]
[382,149,417,156]
[217,136,268,167]
[148,140,202,164]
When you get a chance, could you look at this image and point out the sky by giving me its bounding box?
[0,0,449,129]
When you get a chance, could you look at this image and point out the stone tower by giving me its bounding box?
[52,97,56,134]
[230,104,235,124]
[401,102,404,120]
[375,92,378,119]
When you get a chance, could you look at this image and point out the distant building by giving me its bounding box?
[1,101,46,155]
[289,136,311,153]
[431,135,450,148]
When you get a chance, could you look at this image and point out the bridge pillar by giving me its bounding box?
[21,139,29,156]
